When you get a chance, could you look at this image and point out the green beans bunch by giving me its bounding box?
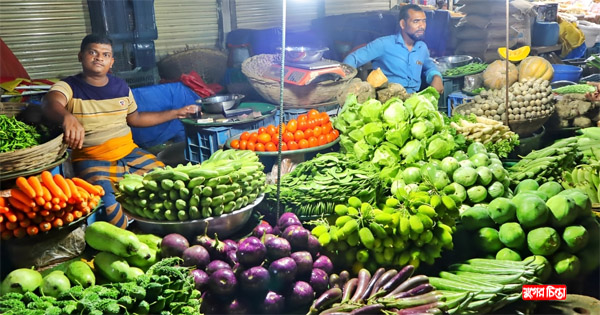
[0,115,41,153]
[443,63,488,77]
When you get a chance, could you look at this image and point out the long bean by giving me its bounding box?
[0,115,41,153]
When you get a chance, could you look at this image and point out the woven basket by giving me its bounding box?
[157,48,228,84]
[242,54,357,108]
[453,102,553,137]
[0,102,67,173]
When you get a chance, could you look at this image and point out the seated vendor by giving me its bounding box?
[42,34,197,228]
[343,4,444,94]
[586,82,600,102]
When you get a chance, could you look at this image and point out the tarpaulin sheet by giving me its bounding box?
[131,82,199,148]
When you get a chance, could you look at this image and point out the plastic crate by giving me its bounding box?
[446,92,473,116]
[113,67,159,88]
[438,77,463,114]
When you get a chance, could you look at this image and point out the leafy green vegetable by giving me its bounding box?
[382,97,410,125]
[372,142,400,167]
[362,122,385,146]
[360,99,384,123]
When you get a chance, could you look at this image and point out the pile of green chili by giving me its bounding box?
[0,114,41,153]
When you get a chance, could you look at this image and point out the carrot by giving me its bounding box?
[93,185,105,196]
[52,218,64,228]
[39,210,50,217]
[72,210,83,219]
[15,211,25,222]
[16,177,36,199]
[0,215,3,224]
[5,221,18,230]
[41,171,67,202]
[41,186,52,202]
[25,211,38,220]
[26,225,39,236]
[32,215,43,224]
[55,209,65,218]
[10,189,35,208]
[53,174,72,200]
[0,207,8,214]
[27,176,44,198]
[43,202,53,210]
[19,218,30,228]
[51,197,60,205]
[62,212,74,223]
[4,208,18,223]
[8,197,30,213]
[0,197,6,207]
[59,201,67,208]
[13,227,27,238]
[52,204,61,211]
[1,231,12,240]
[39,222,51,232]
[65,178,81,203]
[77,186,90,202]
[72,177,101,196]
[35,196,46,206]
[0,221,4,231]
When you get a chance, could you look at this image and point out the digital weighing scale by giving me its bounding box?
[262,60,347,86]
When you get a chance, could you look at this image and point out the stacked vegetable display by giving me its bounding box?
[443,62,487,77]
[264,152,382,218]
[309,266,445,315]
[1,171,103,239]
[563,127,600,204]
[391,143,512,207]
[459,179,599,280]
[310,192,458,271]
[450,115,519,158]
[118,149,266,221]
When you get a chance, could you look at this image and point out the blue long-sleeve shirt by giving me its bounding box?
[343,33,442,93]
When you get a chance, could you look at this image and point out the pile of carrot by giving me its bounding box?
[0,171,104,240]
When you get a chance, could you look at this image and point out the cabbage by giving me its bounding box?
[382,98,410,125]
[418,86,440,106]
[411,120,435,139]
[362,122,385,146]
[372,142,400,167]
[427,137,453,159]
[427,111,444,132]
[360,99,384,123]
[386,122,411,147]
[354,139,373,161]
[348,129,365,142]
[400,139,425,164]
[380,165,400,185]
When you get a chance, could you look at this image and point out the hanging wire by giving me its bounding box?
[276,0,287,223]
[504,0,510,127]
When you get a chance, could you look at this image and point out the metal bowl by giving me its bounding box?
[126,194,263,238]
[434,55,474,73]
[196,94,244,114]
[279,46,329,64]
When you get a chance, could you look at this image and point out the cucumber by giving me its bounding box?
[137,189,149,199]
[169,190,180,201]
[233,188,243,199]
[177,210,189,221]
[217,175,232,185]
[214,184,229,196]
[125,243,157,270]
[175,199,187,211]
[142,208,156,219]
[187,176,206,189]
[160,179,174,191]
[210,195,225,207]
[223,201,236,213]
[153,209,165,220]
[66,261,96,288]
[158,191,169,200]
[164,209,178,221]
[202,186,213,197]
[222,191,236,203]
[137,234,162,251]
[187,168,219,179]
[189,206,201,220]
[206,177,220,188]
[170,171,190,182]
[189,194,200,207]
[134,198,147,208]
[192,186,203,197]
[163,200,174,211]
[93,252,131,283]
[143,180,160,192]
[213,205,225,216]
[148,193,157,201]
[85,222,144,257]
[200,197,212,207]
[179,187,190,200]
[201,206,212,218]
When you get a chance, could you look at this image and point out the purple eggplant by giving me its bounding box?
[384,275,429,298]
[265,236,292,261]
[307,235,321,258]
[160,233,189,257]
[291,251,313,277]
[208,268,238,296]
[223,239,238,252]
[283,225,310,251]
[349,303,384,315]
[277,212,301,231]
[310,268,329,295]
[253,222,274,238]
[329,273,342,289]
[261,233,278,244]
[258,291,286,314]
[341,278,358,303]
[339,270,350,284]
[379,265,415,295]
[237,236,267,267]
[287,280,315,308]
[370,269,398,298]
[206,260,231,275]
[195,234,215,250]
[225,249,238,266]
[207,235,231,261]
[350,269,371,303]
[359,267,385,302]
[200,292,224,314]
[240,266,270,293]
[225,298,250,314]
[191,269,210,291]
[395,283,434,299]
[313,255,334,274]
[394,302,444,315]
[309,287,343,315]
[182,245,211,269]
[268,257,298,289]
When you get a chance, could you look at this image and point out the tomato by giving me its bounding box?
[276,124,286,135]
[239,140,248,150]
[246,142,256,151]
[304,128,314,139]
[320,112,330,124]
[255,143,266,152]
[265,142,277,152]
[307,119,317,130]
[297,114,308,123]
[318,135,327,146]
[272,133,280,145]
[240,131,250,141]
[280,142,288,151]
[294,130,305,142]
[286,119,298,133]
[322,122,333,135]
[230,139,240,149]
[288,140,299,150]
[326,133,334,143]
[248,132,259,144]
[282,131,295,143]
[298,120,308,131]
[257,133,272,144]
[331,129,340,139]
[315,116,324,127]
[298,139,309,149]
[313,126,322,137]
[308,109,320,120]
[266,125,277,136]
[258,127,267,134]
[308,136,318,148]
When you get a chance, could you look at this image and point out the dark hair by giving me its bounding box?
[399,4,424,21]
[80,34,113,52]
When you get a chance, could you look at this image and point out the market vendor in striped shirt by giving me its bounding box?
[42,34,198,228]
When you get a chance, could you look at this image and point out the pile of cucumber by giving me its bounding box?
[118,150,266,221]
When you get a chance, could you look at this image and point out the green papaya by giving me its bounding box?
[85,221,143,257]
[66,261,95,288]
[93,251,131,283]
[1,268,42,295]
[40,271,71,298]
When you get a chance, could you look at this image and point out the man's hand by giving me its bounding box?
[175,105,200,119]
[585,82,600,102]
[431,75,444,95]
[62,114,85,149]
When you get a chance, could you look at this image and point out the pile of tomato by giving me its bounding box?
[230,109,339,152]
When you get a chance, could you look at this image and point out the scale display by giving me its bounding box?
[263,61,346,86]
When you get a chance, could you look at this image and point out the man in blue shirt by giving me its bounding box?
[343,4,444,94]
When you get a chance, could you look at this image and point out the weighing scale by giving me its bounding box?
[262,60,346,86]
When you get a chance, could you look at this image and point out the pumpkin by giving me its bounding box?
[367,67,388,88]
[483,60,518,90]
[498,46,530,62]
[518,56,553,82]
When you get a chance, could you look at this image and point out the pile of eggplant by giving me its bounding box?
[309,265,445,315]
[164,212,336,314]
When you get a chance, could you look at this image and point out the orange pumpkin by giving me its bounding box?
[518,56,553,82]
[483,60,518,90]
